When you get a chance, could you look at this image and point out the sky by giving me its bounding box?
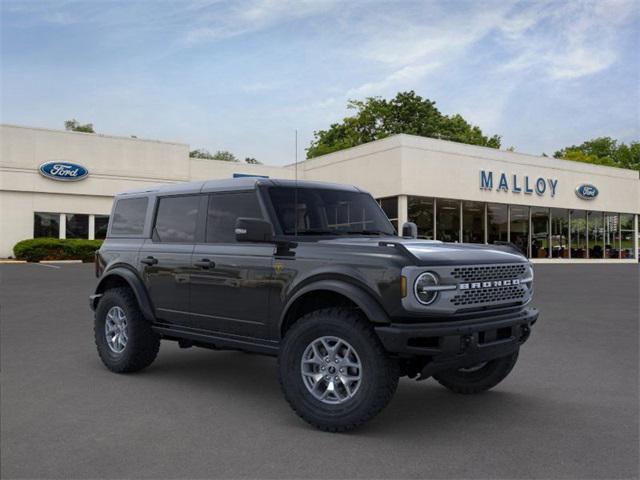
[1,0,639,165]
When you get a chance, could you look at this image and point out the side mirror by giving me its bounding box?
[235,217,274,243]
[401,222,418,239]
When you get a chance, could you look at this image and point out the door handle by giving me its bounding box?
[194,258,215,269]
[141,256,158,266]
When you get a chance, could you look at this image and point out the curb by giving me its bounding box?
[0,259,27,264]
[39,260,84,264]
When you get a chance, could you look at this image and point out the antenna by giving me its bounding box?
[294,129,298,238]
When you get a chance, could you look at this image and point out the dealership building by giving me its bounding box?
[1,123,638,262]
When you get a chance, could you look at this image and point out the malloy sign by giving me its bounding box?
[480,170,558,197]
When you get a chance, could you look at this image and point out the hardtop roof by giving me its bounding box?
[116,177,363,197]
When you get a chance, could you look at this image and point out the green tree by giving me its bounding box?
[212,150,238,162]
[244,157,262,164]
[307,91,501,158]
[64,119,94,133]
[189,149,239,162]
[554,137,640,171]
[189,149,215,159]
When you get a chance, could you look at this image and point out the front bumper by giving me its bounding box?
[375,307,538,377]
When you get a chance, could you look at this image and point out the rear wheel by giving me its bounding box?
[94,287,160,373]
[433,350,519,394]
[278,308,399,432]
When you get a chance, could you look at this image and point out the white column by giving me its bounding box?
[59,213,66,239]
[433,198,437,240]
[483,203,488,244]
[568,211,572,259]
[459,201,463,243]
[88,214,95,240]
[634,214,639,260]
[397,195,408,227]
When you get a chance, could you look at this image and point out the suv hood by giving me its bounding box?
[317,236,527,266]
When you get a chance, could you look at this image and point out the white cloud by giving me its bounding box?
[182,0,340,44]
[347,63,440,97]
[499,0,637,80]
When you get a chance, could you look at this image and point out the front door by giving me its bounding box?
[139,194,201,325]
[189,191,274,339]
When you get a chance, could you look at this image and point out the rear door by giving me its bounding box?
[190,190,274,338]
[139,194,201,325]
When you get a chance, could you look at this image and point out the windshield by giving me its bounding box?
[267,186,396,236]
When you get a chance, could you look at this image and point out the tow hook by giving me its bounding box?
[520,326,531,342]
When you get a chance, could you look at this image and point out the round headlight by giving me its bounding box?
[414,272,439,305]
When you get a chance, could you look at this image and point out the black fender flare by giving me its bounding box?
[279,279,390,334]
[93,267,156,322]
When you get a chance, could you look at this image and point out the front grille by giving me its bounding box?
[451,264,527,283]
[451,285,526,306]
[449,263,530,308]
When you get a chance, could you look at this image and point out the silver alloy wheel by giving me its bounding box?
[300,336,362,405]
[105,306,128,354]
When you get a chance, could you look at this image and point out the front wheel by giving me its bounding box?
[433,350,519,394]
[278,308,399,432]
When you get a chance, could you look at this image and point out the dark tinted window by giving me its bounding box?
[111,198,148,236]
[66,214,89,239]
[154,195,200,243]
[379,197,398,220]
[94,215,109,240]
[206,192,262,243]
[268,187,395,236]
[34,212,59,238]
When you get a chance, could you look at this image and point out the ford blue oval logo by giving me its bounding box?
[39,161,89,182]
[575,183,598,200]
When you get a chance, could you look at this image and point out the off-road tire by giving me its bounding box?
[278,308,399,432]
[433,350,519,394]
[94,287,160,373]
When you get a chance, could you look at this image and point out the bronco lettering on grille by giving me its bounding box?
[459,278,520,290]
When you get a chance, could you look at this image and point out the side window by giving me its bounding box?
[153,195,200,243]
[111,197,148,236]
[206,192,263,243]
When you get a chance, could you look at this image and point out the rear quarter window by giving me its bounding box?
[110,197,148,236]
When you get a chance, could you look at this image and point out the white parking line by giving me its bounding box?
[35,263,61,269]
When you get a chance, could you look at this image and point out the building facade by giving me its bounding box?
[1,124,638,262]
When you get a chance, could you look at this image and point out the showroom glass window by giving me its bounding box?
[603,213,619,259]
[153,195,200,243]
[510,205,530,256]
[571,210,587,258]
[34,212,59,238]
[206,192,263,243]
[530,207,550,259]
[620,214,636,259]
[550,209,569,259]
[66,214,89,239]
[407,196,434,239]
[111,197,148,236]
[378,197,398,231]
[94,215,109,240]
[462,201,484,243]
[487,203,508,245]
[436,198,460,242]
[588,211,604,258]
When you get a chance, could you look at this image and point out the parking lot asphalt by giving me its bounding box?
[1,263,638,479]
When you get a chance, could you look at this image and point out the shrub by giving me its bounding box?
[13,238,103,262]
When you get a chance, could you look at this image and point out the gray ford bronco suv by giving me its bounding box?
[91,178,538,431]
